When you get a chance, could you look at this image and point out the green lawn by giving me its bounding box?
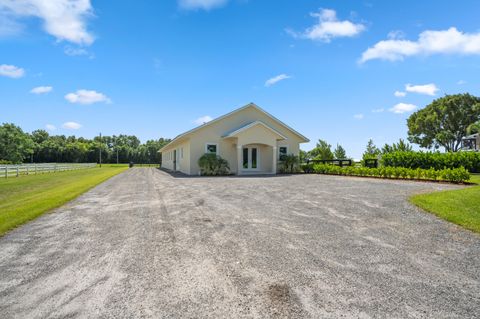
[98,163,159,167]
[0,166,128,236]
[410,174,480,234]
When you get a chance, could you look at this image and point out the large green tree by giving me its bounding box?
[467,121,480,135]
[0,123,34,163]
[309,139,334,160]
[381,138,413,153]
[407,93,480,152]
[362,139,380,160]
[333,143,347,159]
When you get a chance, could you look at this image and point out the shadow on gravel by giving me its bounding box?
[266,283,305,317]
[157,167,295,179]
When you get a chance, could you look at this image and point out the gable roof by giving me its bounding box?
[223,121,287,140]
[159,103,309,152]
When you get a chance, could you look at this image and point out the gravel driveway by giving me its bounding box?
[0,168,479,318]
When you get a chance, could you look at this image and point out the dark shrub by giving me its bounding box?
[280,154,299,173]
[381,151,480,173]
[312,163,470,183]
[198,153,230,176]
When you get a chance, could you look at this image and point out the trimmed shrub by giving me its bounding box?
[280,154,300,173]
[301,163,314,173]
[198,153,230,176]
[311,163,470,183]
[381,151,480,172]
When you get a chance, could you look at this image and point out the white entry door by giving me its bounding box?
[242,147,259,171]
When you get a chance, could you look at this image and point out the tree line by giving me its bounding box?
[305,93,480,161]
[2,94,479,164]
[0,123,170,164]
[303,138,412,162]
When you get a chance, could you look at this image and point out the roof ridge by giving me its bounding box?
[159,103,309,152]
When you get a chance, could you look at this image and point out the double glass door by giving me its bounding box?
[242,147,258,170]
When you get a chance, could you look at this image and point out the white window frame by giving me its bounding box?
[242,146,260,171]
[278,145,288,159]
[205,143,219,155]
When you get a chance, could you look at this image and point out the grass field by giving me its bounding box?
[99,163,159,167]
[410,174,480,234]
[0,166,128,236]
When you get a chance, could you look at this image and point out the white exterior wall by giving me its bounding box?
[161,140,191,174]
[161,105,307,175]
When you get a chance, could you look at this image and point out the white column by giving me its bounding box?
[272,146,277,174]
[237,145,242,175]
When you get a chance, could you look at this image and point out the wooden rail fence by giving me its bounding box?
[1,163,96,178]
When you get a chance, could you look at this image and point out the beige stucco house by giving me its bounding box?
[159,103,309,175]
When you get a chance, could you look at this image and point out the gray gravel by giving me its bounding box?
[0,168,479,318]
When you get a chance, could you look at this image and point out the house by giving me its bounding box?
[159,103,309,175]
[461,133,480,151]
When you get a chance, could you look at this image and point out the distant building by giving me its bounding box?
[461,133,480,151]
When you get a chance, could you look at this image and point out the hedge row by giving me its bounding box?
[304,163,470,183]
[381,151,480,172]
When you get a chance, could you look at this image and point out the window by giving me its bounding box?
[243,148,248,168]
[279,146,288,160]
[205,143,218,155]
[180,148,184,159]
[251,148,257,168]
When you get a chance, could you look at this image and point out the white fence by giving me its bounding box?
[1,163,96,178]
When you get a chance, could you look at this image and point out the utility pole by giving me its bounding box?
[99,132,102,168]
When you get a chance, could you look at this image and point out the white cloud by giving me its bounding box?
[354,113,364,120]
[457,80,466,85]
[0,0,95,45]
[387,30,406,40]
[62,121,82,130]
[64,45,94,58]
[0,11,23,36]
[193,115,213,125]
[30,86,53,94]
[394,90,406,97]
[45,124,56,131]
[288,8,365,42]
[265,74,291,87]
[405,83,439,96]
[372,108,384,113]
[65,89,111,104]
[0,64,24,78]
[389,103,417,114]
[360,27,480,63]
[179,0,228,10]
[64,46,88,56]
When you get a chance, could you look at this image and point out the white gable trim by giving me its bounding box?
[223,121,287,140]
[159,103,309,152]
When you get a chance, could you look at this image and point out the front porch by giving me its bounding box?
[222,121,287,175]
[235,143,277,175]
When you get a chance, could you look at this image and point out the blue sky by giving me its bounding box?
[1,0,480,159]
